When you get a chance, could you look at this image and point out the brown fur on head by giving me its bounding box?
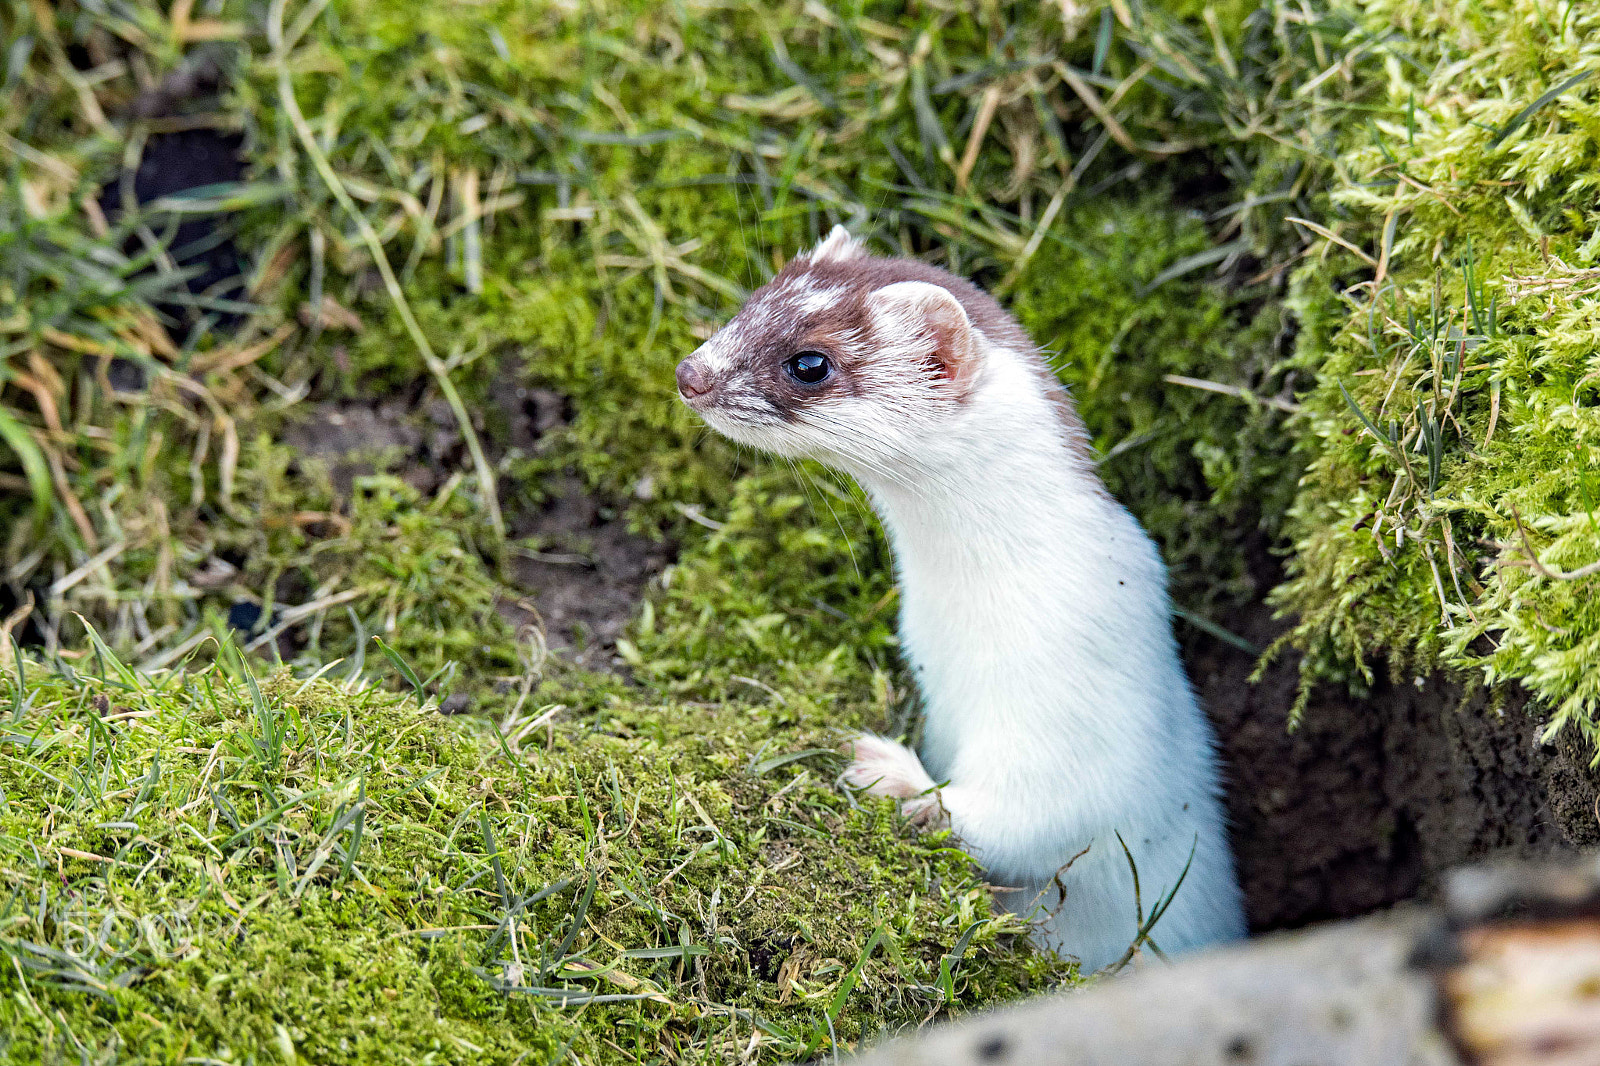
[675,226,1077,468]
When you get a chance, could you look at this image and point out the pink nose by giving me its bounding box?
[676,359,712,398]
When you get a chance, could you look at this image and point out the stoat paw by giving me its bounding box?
[900,790,951,831]
[840,733,936,802]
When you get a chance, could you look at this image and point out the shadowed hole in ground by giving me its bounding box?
[1184,542,1597,932]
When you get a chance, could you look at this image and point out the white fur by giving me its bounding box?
[811,224,863,262]
[840,734,947,827]
[840,335,1244,971]
[683,267,1246,972]
[794,285,846,317]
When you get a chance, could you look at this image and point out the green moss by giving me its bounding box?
[221,438,520,682]
[1270,0,1600,742]
[0,652,1063,1063]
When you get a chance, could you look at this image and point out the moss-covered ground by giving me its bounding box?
[0,637,1071,1063]
[1271,0,1600,743]
[2,0,1599,1059]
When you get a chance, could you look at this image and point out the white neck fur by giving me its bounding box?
[833,333,1244,970]
[844,340,1170,774]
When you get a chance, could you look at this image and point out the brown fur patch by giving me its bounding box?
[777,249,1100,469]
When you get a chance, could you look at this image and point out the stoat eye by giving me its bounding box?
[784,351,831,385]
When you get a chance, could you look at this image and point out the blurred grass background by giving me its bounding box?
[3,0,1600,1060]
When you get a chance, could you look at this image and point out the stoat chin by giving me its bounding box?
[676,226,1246,972]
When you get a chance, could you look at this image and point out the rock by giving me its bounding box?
[846,857,1600,1066]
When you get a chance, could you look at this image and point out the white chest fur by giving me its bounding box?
[837,346,1246,972]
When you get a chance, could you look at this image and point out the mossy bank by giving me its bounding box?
[0,636,1068,1063]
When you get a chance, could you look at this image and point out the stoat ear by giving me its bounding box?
[811,224,863,263]
[865,281,978,389]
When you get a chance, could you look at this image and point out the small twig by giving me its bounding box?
[1441,518,1481,623]
[996,178,1072,295]
[243,586,371,651]
[1505,505,1600,581]
[1163,374,1300,413]
[955,84,1002,191]
[1055,62,1137,152]
[730,675,788,705]
[49,541,129,598]
[1286,216,1378,267]
[1050,843,1094,909]
[1425,546,1454,629]
[674,503,726,531]
[0,592,34,648]
[39,438,99,549]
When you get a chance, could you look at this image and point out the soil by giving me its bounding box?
[280,388,673,674]
[502,471,673,671]
[282,400,430,495]
[1186,568,1599,932]
[490,381,677,669]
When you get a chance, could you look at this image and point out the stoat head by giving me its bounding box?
[676,226,1031,473]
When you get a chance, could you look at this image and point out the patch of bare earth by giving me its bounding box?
[502,471,671,671]
[494,383,674,672]
[1183,550,1599,933]
[281,387,672,674]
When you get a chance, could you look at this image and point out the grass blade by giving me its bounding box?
[1488,69,1595,149]
[1092,8,1114,75]
[8,636,24,719]
[480,806,509,911]
[937,920,984,1005]
[551,870,598,972]
[73,615,140,691]
[0,407,52,531]
[749,748,838,775]
[1138,239,1249,296]
[620,944,709,960]
[804,924,885,1058]
[373,636,425,704]
[1339,380,1395,447]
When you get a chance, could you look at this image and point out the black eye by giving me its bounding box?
[784,351,831,385]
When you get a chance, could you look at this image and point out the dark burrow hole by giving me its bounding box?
[97,126,249,337]
[1186,546,1598,932]
[1133,144,1600,932]
[747,932,798,982]
[0,586,48,648]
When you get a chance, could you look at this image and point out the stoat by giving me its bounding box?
[675,226,1245,971]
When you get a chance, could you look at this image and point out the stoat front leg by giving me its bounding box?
[840,733,949,829]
